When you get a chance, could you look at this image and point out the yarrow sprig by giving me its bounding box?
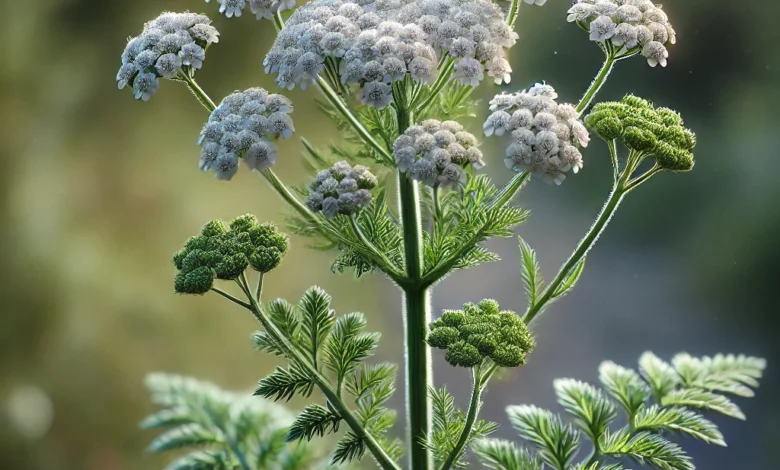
[485,83,589,185]
[118,2,766,470]
[197,88,295,180]
[117,12,219,101]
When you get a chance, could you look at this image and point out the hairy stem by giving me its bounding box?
[255,272,264,302]
[397,107,433,470]
[259,168,321,227]
[523,181,627,325]
[238,274,401,470]
[317,76,393,164]
[413,60,454,113]
[506,0,522,27]
[182,74,217,112]
[439,364,497,470]
[576,53,616,113]
[486,171,530,210]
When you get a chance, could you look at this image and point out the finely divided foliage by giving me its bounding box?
[120,1,767,469]
[475,352,765,470]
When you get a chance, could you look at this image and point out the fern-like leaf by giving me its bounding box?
[639,352,681,399]
[633,405,725,446]
[298,287,336,366]
[472,439,543,470]
[660,388,745,420]
[518,238,543,308]
[506,405,580,470]
[599,361,651,419]
[600,429,693,470]
[286,404,342,442]
[255,363,316,402]
[553,378,617,442]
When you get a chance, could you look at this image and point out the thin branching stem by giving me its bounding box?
[258,168,321,227]
[182,74,217,112]
[255,272,264,302]
[439,363,498,470]
[506,0,522,27]
[413,59,454,113]
[486,171,530,210]
[607,139,620,183]
[211,287,252,310]
[576,53,616,114]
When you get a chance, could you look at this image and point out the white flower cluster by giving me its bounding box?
[205,0,296,20]
[306,161,378,218]
[264,0,522,108]
[197,88,295,180]
[393,120,484,188]
[568,0,676,67]
[484,84,589,185]
[117,12,219,101]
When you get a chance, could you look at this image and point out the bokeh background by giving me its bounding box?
[1,0,778,468]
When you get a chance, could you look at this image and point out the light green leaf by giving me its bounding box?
[600,428,693,470]
[661,388,745,420]
[639,352,681,399]
[298,287,336,365]
[672,353,766,397]
[552,258,585,298]
[164,450,231,470]
[324,312,380,382]
[286,404,342,442]
[599,360,651,419]
[633,405,725,446]
[147,424,221,453]
[471,438,543,470]
[553,378,617,442]
[140,407,197,430]
[506,405,580,470]
[346,363,398,400]
[518,238,543,307]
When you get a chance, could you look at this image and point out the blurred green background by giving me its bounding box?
[1,0,778,468]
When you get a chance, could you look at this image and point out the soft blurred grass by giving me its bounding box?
[1,1,779,469]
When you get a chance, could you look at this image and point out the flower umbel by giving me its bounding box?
[306,161,378,218]
[485,83,589,185]
[586,94,696,171]
[394,119,483,188]
[197,88,294,180]
[428,299,535,368]
[172,215,289,294]
[117,12,219,101]
[567,0,676,66]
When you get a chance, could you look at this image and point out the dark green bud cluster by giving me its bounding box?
[172,215,289,294]
[428,299,535,368]
[585,95,696,172]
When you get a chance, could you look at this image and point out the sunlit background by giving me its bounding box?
[1,0,778,469]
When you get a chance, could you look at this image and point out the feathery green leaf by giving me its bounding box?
[506,405,580,470]
[553,378,617,442]
[633,405,725,446]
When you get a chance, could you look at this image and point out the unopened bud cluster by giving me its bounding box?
[306,161,378,218]
[393,120,484,188]
[198,88,294,180]
[117,12,219,101]
[428,300,535,368]
[568,0,676,67]
[205,0,297,20]
[585,95,695,171]
[485,83,589,185]
[264,0,531,108]
[172,215,289,294]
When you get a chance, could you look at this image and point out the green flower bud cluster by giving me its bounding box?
[172,214,289,294]
[585,95,696,172]
[428,299,535,368]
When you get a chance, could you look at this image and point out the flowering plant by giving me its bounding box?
[119,1,766,469]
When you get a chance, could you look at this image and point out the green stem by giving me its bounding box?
[413,60,454,113]
[576,53,616,114]
[523,181,627,325]
[486,171,530,210]
[439,364,497,470]
[506,0,521,27]
[182,74,217,112]
[211,287,252,310]
[238,274,401,470]
[226,439,252,470]
[255,272,264,302]
[397,107,433,470]
[607,139,619,183]
[259,168,321,227]
[625,165,661,191]
[317,76,393,164]
[432,185,442,220]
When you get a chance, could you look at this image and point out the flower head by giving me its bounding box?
[567,0,675,67]
[393,120,483,188]
[585,95,695,172]
[485,84,588,185]
[198,88,294,179]
[306,162,378,218]
[118,12,219,101]
[264,0,521,108]
[172,215,289,294]
[428,299,535,368]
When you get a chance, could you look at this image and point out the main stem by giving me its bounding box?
[523,182,626,325]
[397,108,433,470]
